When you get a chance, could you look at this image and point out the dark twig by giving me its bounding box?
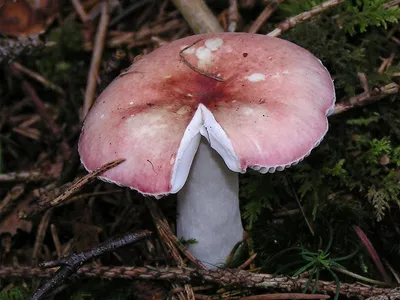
[0,265,394,298]
[30,230,152,300]
[180,40,224,82]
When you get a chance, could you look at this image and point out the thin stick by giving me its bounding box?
[332,83,399,115]
[50,224,63,259]
[366,288,400,300]
[0,170,57,183]
[228,0,239,32]
[171,0,223,33]
[248,0,283,34]
[240,293,330,299]
[24,159,125,217]
[384,0,400,9]
[286,174,314,236]
[238,253,257,270]
[11,62,64,95]
[71,0,90,23]
[82,2,110,120]
[267,0,345,37]
[21,81,71,160]
[32,209,54,266]
[31,231,152,300]
[46,159,125,207]
[146,198,207,270]
[0,184,25,221]
[1,265,394,298]
[180,40,224,82]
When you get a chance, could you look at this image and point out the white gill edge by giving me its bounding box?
[170,104,242,193]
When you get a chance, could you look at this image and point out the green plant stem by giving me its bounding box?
[331,267,389,286]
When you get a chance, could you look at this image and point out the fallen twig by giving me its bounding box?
[227,0,240,32]
[171,0,224,33]
[32,209,54,266]
[71,0,90,23]
[267,0,345,37]
[30,230,152,300]
[24,159,125,217]
[248,0,283,34]
[0,184,25,221]
[1,265,395,298]
[82,1,110,120]
[0,36,45,64]
[332,83,399,115]
[240,293,330,299]
[366,287,400,300]
[20,80,71,160]
[11,62,64,95]
[0,170,57,183]
[146,198,207,271]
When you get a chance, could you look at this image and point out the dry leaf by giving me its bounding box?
[0,194,33,235]
[0,0,59,36]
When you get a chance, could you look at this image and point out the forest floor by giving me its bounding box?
[0,0,400,299]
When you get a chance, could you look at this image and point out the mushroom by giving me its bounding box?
[78,33,335,268]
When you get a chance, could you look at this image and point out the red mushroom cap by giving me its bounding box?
[78,33,335,197]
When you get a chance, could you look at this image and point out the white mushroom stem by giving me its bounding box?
[177,138,244,268]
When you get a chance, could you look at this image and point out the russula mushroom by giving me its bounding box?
[78,33,335,268]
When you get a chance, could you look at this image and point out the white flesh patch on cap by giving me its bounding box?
[195,47,213,68]
[205,38,223,51]
[246,73,265,82]
[170,104,242,193]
